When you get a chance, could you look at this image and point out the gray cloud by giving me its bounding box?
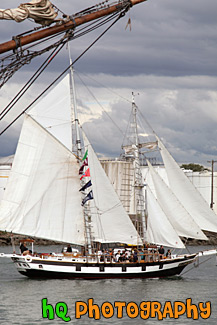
[0,0,217,167]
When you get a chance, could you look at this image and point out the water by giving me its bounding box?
[0,245,217,324]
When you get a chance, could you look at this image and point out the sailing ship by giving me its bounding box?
[0,73,207,279]
[0,0,216,279]
[120,96,217,250]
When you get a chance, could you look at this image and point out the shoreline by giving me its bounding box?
[0,231,61,246]
[1,231,217,247]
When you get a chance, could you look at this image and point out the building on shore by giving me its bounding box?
[101,158,217,215]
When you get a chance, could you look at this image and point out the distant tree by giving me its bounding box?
[180,163,209,172]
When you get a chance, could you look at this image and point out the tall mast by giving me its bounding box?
[68,53,93,254]
[68,50,81,157]
[131,93,147,243]
[0,0,147,55]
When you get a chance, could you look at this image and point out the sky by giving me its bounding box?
[0,0,217,167]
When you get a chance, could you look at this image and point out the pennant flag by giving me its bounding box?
[79,180,92,192]
[80,168,90,180]
[79,158,88,175]
[82,150,88,161]
[82,190,93,206]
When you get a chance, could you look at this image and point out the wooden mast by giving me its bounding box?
[0,0,147,55]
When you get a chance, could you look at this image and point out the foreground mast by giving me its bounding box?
[69,64,93,254]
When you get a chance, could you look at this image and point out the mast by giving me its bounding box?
[69,59,93,255]
[131,93,147,243]
[69,53,81,157]
[207,160,217,209]
[0,0,147,55]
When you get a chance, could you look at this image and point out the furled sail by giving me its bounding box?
[0,0,58,26]
[157,136,217,233]
[30,74,72,151]
[146,185,185,249]
[82,131,141,245]
[147,160,208,240]
[0,115,85,245]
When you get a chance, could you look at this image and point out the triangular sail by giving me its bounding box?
[0,115,85,245]
[146,186,185,248]
[82,131,141,245]
[147,160,207,240]
[30,74,72,151]
[157,136,217,233]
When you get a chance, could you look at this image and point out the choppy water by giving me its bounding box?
[0,245,217,324]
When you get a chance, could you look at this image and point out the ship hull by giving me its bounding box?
[10,254,196,279]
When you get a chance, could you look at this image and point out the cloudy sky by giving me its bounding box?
[0,0,217,167]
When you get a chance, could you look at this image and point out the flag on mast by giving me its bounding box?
[80,168,90,180]
[79,180,92,192]
[82,150,88,161]
[81,190,93,206]
[79,158,88,175]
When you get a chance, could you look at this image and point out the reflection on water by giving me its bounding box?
[0,245,217,324]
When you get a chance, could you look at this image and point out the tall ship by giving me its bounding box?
[0,0,216,279]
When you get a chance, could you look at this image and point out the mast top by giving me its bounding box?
[132,92,135,105]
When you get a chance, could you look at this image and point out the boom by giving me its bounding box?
[0,0,147,55]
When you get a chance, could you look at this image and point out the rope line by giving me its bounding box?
[74,69,131,103]
[0,41,66,120]
[180,255,214,276]
[75,71,125,138]
[0,8,128,136]
[0,1,130,88]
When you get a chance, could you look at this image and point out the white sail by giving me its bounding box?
[147,160,207,240]
[30,75,72,151]
[157,136,217,233]
[0,115,85,245]
[82,131,141,245]
[146,186,185,248]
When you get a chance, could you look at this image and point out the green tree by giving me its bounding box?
[180,163,208,172]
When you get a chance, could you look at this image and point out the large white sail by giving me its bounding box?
[157,136,217,233]
[147,160,207,240]
[82,131,141,245]
[146,186,185,248]
[30,75,72,151]
[0,115,85,245]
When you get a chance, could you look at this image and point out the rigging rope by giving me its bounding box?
[0,32,69,89]
[0,8,129,136]
[0,41,66,121]
[0,10,122,88]
[0,0,131,88]
[74,69,131,103]
[180,255,214,276]
[0,13,123,123]
[0,10,126,120]
[75,71,125,138]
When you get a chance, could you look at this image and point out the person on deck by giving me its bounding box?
[158,245,165,259]
[66,244,72,253]
[115,250,121,262]
[20,242,31,255]
[133,249,138,262]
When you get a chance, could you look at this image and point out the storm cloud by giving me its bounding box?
[0,0,217,167]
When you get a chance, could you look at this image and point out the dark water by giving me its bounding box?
[0,245,217,324]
